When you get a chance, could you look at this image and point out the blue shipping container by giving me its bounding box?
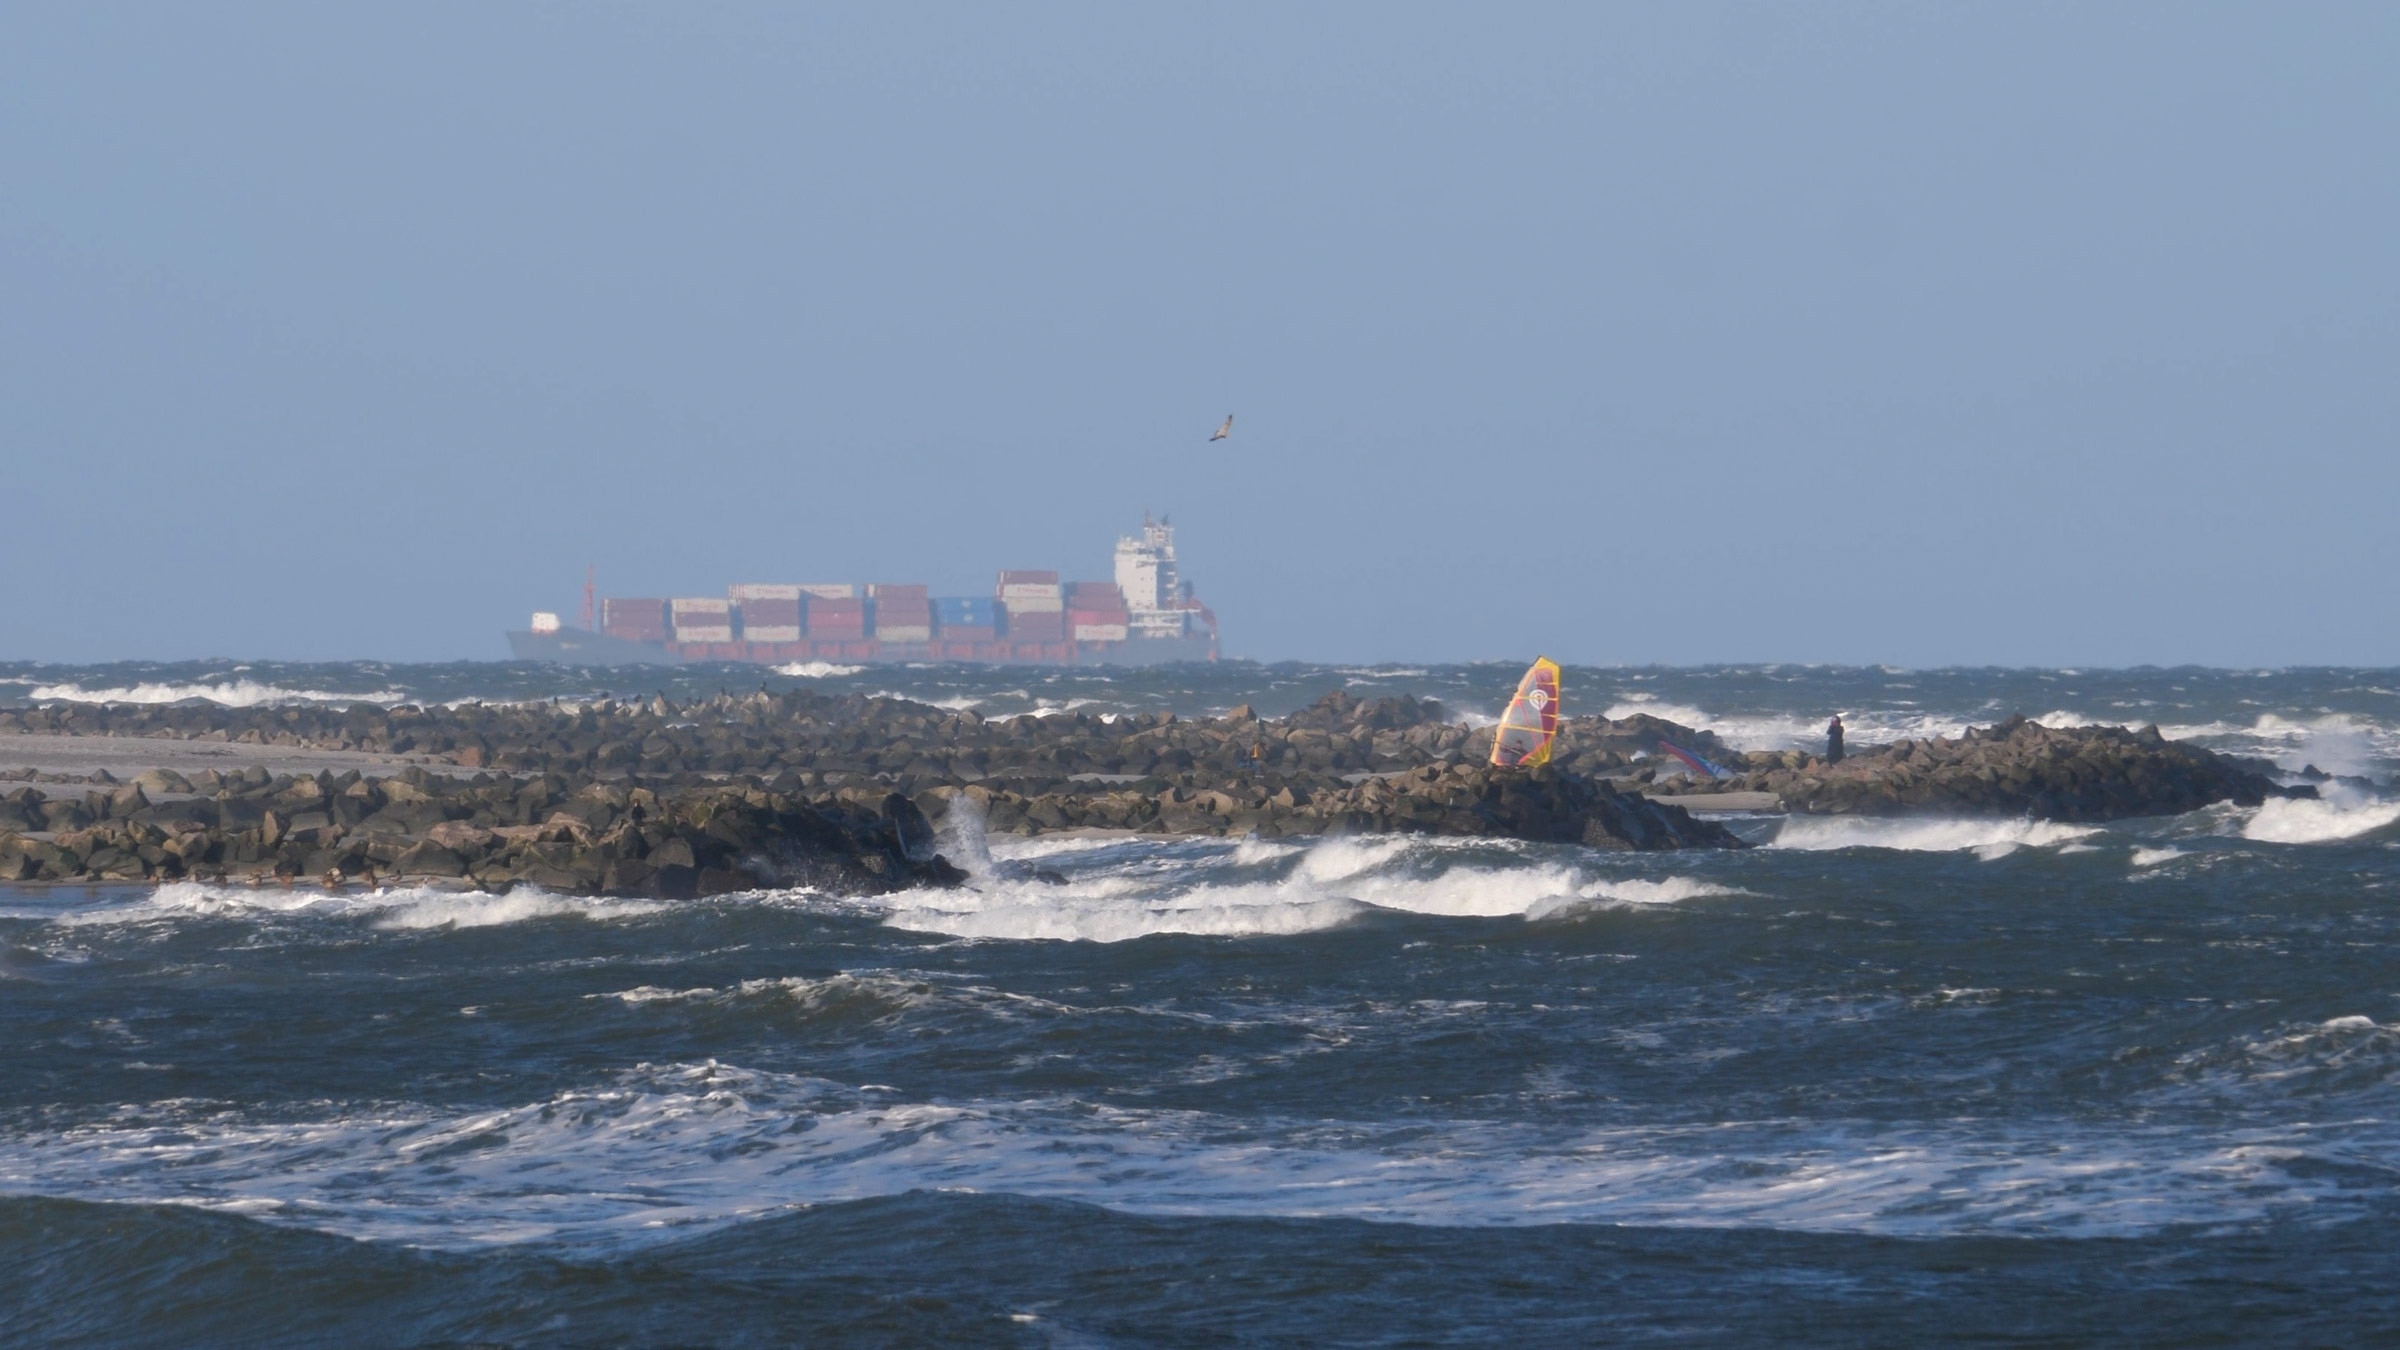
[934,597,999,624]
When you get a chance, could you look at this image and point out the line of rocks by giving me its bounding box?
[0,767,962,895]
[0,689,2312,894]
[1660,715,2302,821]
[0,689,1733,789]
[924,762,1742,850]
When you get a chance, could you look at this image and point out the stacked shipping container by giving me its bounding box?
[868,583,932,643]
[804,594,867,640]
[670,598,733,644]
[932,596,1000,651]
[602,598,669,643]
[996,569,1064,642]
[729,584,804,644]
[1065,580,1132,642]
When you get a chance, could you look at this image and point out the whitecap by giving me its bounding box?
[2237,793,2400,845]
[28,679,410,707]
[1767,817,2101,856]
[48,881,662,930]
[881,829,1732,941]
[772,661,863,678]
[0,1059,2371,1250]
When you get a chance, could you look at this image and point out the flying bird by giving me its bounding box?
[1208,414,1233,442]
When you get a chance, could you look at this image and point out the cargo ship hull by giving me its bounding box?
[507,513,1220,669]
[506,630,1218,668]
[507,629,689,666]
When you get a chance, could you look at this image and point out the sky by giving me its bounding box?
[3,2,2395,667]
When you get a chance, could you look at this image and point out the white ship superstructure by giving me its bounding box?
[1115,513,1197,641]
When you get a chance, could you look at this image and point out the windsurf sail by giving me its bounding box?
[1490,657,1563,768]
[1657,738,1733,779]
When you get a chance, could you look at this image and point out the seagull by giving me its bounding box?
[1208,414,1233,442]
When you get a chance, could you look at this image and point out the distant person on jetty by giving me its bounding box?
[1827,715,1846,764]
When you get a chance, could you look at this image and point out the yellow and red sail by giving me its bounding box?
[1489,657,1562,768]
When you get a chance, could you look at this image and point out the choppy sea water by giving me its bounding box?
[3,661,2399,1345]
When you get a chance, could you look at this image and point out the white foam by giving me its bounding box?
[771,662,863,678]
[27,679,410,707]
[879,830,1732,941]
[2237,793,2400,845]
[1583,876,1746,905]
[47,881,662,930]
[1525,875,1747,921]
[2127,713,2397,775]
[881,884,1369,942]
[0,1058,2369,1251]
[986,833,1147,862]
[2129,846,2187,867]
[1768,816,2101,857]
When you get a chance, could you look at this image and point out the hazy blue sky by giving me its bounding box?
[4,3,2394,666]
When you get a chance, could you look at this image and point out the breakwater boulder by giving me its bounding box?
[0,689,1735,788]
[1682,715,2300,821]
[0,771,966,897]
[926,762,1744,851]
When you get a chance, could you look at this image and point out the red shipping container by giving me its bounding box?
[868,583,929,602]
[1006,612,1065,640]
[741,598,802,626]
[602,598,670,638]
[708,642,747,661]
[936,624,998,642]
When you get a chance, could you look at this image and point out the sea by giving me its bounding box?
[3,659,2398,1346]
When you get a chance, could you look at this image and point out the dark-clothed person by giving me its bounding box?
[1827,715,1845,764]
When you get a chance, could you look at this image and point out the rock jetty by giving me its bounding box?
[0,690,2303,894]
[0,769,963,895]
[1661,714,2300,821]
[0,688,1736,788]
[924,762,1740,850]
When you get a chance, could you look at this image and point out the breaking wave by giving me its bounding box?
[1768,816,2102,859]
[26,679,410,707]
[770,661,863,678]
[43,881,664,931]
[880,832,1740,942]
[2237,793,2400,845]
[0,1058,2367,1251]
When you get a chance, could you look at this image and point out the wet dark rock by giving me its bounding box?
[4,688,2289,888]
[1666,714,2302,821]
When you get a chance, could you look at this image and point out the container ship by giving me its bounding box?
[506,514,1218,667]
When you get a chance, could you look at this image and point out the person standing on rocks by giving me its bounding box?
[1827,715,1846,764]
